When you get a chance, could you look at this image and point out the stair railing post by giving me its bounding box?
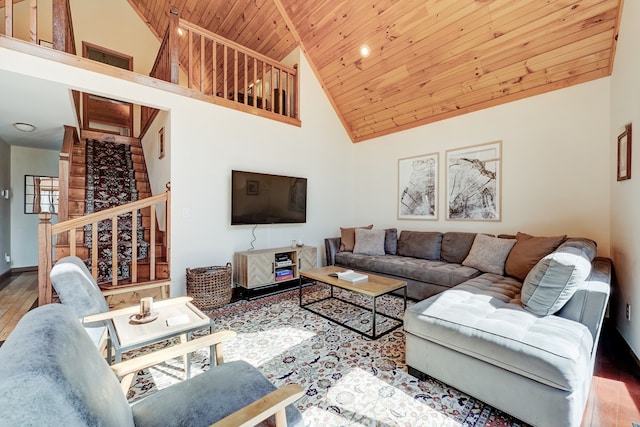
[165,182,171,285]
[38,212,53,306]
[169,8,180,85]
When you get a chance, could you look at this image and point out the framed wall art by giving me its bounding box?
[446,141,501,221]
[617,123,632,181]
[158,127,165,159]
[398,152,438,220]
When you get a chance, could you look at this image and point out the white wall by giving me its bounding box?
[9,146,58,268]
[354,78,611,256]
[610,0,640,360]
[0,44,355,294]
[141,110,171,229]
[0,138,10,275]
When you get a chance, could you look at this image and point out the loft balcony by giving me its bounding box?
[0,0,300,131]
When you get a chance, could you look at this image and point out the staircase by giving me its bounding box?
[46,129,170,307]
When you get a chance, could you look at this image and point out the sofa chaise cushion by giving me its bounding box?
[404,273,594,391]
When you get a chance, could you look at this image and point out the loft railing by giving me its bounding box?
[2,0,75,54]
[178,18,299,119]
[38,187,171,306]
[145,8,299,122]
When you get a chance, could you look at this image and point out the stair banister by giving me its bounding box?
[38,189,171,306]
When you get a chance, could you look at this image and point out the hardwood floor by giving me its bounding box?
[1,271,639,425]
[0,271,37,341]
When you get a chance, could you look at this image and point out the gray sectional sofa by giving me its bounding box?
[325,228,612,427]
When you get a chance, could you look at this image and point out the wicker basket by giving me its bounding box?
[186,263,232,310]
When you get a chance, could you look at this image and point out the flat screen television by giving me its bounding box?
[231,170,307,225]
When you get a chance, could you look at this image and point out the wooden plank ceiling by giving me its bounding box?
[127,0,623,143]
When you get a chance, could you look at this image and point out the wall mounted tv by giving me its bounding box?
[231,170,307,225]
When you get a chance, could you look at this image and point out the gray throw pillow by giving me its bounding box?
[353,228,386,256]
[384,228,398,255]
[462,234,516,275]
[521,245,593,316]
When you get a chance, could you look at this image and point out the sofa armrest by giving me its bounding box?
[111,330,237,377]
[324,237,341,266]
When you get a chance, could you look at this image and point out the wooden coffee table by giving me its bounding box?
[299,266,407,339]
[104,297,215,378]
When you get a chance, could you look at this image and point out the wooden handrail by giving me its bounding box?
[38,187,171,306]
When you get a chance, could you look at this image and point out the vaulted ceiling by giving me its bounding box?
[127,0,623,143]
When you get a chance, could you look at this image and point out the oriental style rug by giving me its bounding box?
[127,285,528,426]
[84,139,148,283]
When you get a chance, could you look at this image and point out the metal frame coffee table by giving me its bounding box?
[299,266,407,340]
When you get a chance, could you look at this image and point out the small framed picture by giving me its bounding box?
[617,123,632,181]
[158,127,165,159]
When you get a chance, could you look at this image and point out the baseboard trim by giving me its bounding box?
[0,270,10,284]
[11,266,37,273]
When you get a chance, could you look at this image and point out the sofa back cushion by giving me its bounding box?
[0,304,135,426]
[440,232,477,264]
[396,231,442,260]
[521,239,596,316]
[505,232,567,281]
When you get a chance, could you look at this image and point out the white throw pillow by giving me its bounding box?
[462,234,516,275]
[353,228,386,256]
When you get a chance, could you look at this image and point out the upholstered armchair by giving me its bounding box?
[0,304,304,426]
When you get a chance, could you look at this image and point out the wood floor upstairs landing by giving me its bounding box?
[0,271,638,426]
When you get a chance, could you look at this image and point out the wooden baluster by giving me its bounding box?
[69,228,76,256]
[4,0,13,37]
[262,61,266,110]
[223,45,228,99]
[111,217,118,287]
[270,64,275,113]
[91,222,98,278]
[38,213,53,306]
[233,49,238,102]
[200,34,205,93]
[150,205,156,281]
[212,41,217,96]
[188,30,194,89]
[253,58,258,108]
[131,209,138,283]
[244,53,248,105]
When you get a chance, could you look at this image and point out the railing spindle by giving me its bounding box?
[131,210,138,283]
[111,217,118,287]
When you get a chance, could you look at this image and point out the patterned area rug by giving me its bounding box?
[84,139,149,283]
[127,285,528,426]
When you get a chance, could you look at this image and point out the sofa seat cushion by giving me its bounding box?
[335,252,480,287]
[404,273,594,391]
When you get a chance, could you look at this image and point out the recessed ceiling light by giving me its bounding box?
[359,44,371,58]
[13,122,36,132]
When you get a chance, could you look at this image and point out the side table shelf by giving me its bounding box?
[233,245,317,295]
